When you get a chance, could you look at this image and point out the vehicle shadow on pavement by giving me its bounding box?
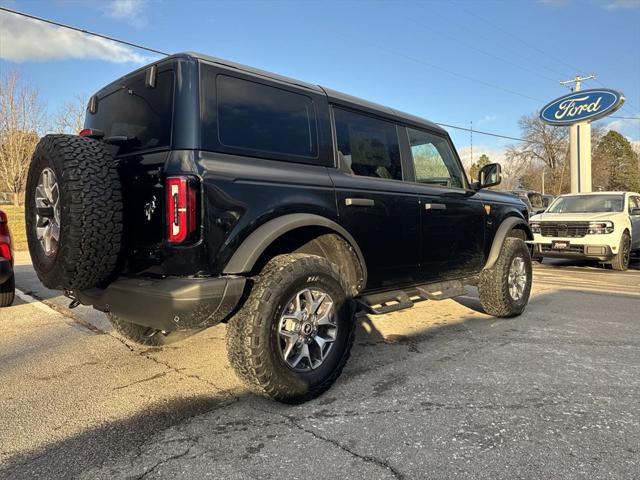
[2,287,639,479]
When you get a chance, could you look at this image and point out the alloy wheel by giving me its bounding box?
[277,288,338,371]
[34,167,61,257]
[508,255,527,302]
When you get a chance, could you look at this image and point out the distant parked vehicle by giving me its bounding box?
[530,191,640,271]
[542,194,556,209]
[0,210,15,307]
[507,190,546,216]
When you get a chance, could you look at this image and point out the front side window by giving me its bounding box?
[333,108,402,181]
[629,196,640,213]
[407,128,464,188]
[213,74,317,158]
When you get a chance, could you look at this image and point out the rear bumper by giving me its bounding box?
[0,257,12,284]
[534,243,614,261]
[76,275,246,331]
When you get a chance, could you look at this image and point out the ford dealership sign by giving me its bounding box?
[540,89,625,126]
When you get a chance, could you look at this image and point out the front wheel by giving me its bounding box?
[610,232,631,271]
[226,253,356,403]
[478,237,532,318]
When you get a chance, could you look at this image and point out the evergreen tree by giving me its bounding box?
[592,131,640,192]
[469,154,491,181]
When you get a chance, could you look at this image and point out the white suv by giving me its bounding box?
[530,191,640,271]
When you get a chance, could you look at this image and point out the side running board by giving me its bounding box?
[356,280,467,315]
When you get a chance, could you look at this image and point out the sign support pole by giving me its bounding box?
[560,75,595,193]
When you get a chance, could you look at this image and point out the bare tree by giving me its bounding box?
[0,70,45,205]
[52,94,87,134]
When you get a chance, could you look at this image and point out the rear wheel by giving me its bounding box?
[478,238,532,318]
[0,273,15,308]
[25,134,123,291]
[611,232,631,271]
[226,253,356,403]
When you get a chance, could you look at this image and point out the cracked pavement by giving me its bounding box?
[1,253,639,479]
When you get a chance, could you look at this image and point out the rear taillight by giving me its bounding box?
[78,128,104,139]
[0,212,12,264]
[166,176,198,244]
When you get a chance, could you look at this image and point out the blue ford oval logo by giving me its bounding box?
[540,89,624,126]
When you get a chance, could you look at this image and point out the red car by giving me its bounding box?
[0,210,15,307]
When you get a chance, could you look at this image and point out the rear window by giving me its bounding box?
[85,70,174,154]
[201,67,318,159]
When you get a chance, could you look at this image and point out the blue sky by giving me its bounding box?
[1,0,639,164]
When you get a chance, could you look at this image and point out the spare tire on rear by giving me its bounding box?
[25,134,123,291]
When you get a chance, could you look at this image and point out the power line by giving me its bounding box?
[329,27,545,104]
[3,7,630,146]
[0,6,170,56]
[609,116,640,120]
[435,122,555,145]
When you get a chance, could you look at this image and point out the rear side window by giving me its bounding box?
[202,71,318,159]
[333,108,402,181]
[85,70,174,154]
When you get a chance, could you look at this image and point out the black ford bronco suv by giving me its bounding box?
[26,53,532,403]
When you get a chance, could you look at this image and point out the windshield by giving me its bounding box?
[547,194,624,213]
[85,70,174,154]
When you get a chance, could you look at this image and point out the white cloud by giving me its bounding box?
[476,115,497,127]
[602,0,640,9]
[457,144,507,170]
[102,0,147,27]
[0,10,148,64]
[599,117,640,141]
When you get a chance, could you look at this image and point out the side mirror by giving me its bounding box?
[631,207,640,216]
[478,163,502,189]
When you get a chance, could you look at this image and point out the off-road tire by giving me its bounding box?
[226,253,356,404]
[478,237,532,318]
[25,134,123,290]
[0,273,15,308]
[611,232,631,271]
[107,313,175,347]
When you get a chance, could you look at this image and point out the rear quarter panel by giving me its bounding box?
[194,151,338,274]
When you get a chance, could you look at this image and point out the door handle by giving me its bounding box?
[424,203,446,210]
[345,198,375,207]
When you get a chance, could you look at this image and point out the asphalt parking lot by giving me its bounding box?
[1,253,638,480]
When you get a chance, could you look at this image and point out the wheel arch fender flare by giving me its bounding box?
[222,213,368,282]
[484,216,533,271]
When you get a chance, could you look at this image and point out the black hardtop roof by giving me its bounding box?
[97,52,446,136]
[186,52,446,134]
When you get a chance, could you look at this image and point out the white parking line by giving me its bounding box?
[15,288,62,315]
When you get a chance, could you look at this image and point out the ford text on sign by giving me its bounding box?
[540,89,624,126]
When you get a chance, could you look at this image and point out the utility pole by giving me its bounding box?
[470,121,473,168]
[560,75,596,193]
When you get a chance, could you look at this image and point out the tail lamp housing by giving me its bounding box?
[166,176,199,244]
[0,211,13,265]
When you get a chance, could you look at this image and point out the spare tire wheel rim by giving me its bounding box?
[35,167,61,257]
[277,288,338,372]
[508,255,527,302]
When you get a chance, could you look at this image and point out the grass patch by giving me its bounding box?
[2,205,27,251]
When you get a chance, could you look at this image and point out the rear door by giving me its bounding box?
[402,126,486,281]
[329,107,420,291]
